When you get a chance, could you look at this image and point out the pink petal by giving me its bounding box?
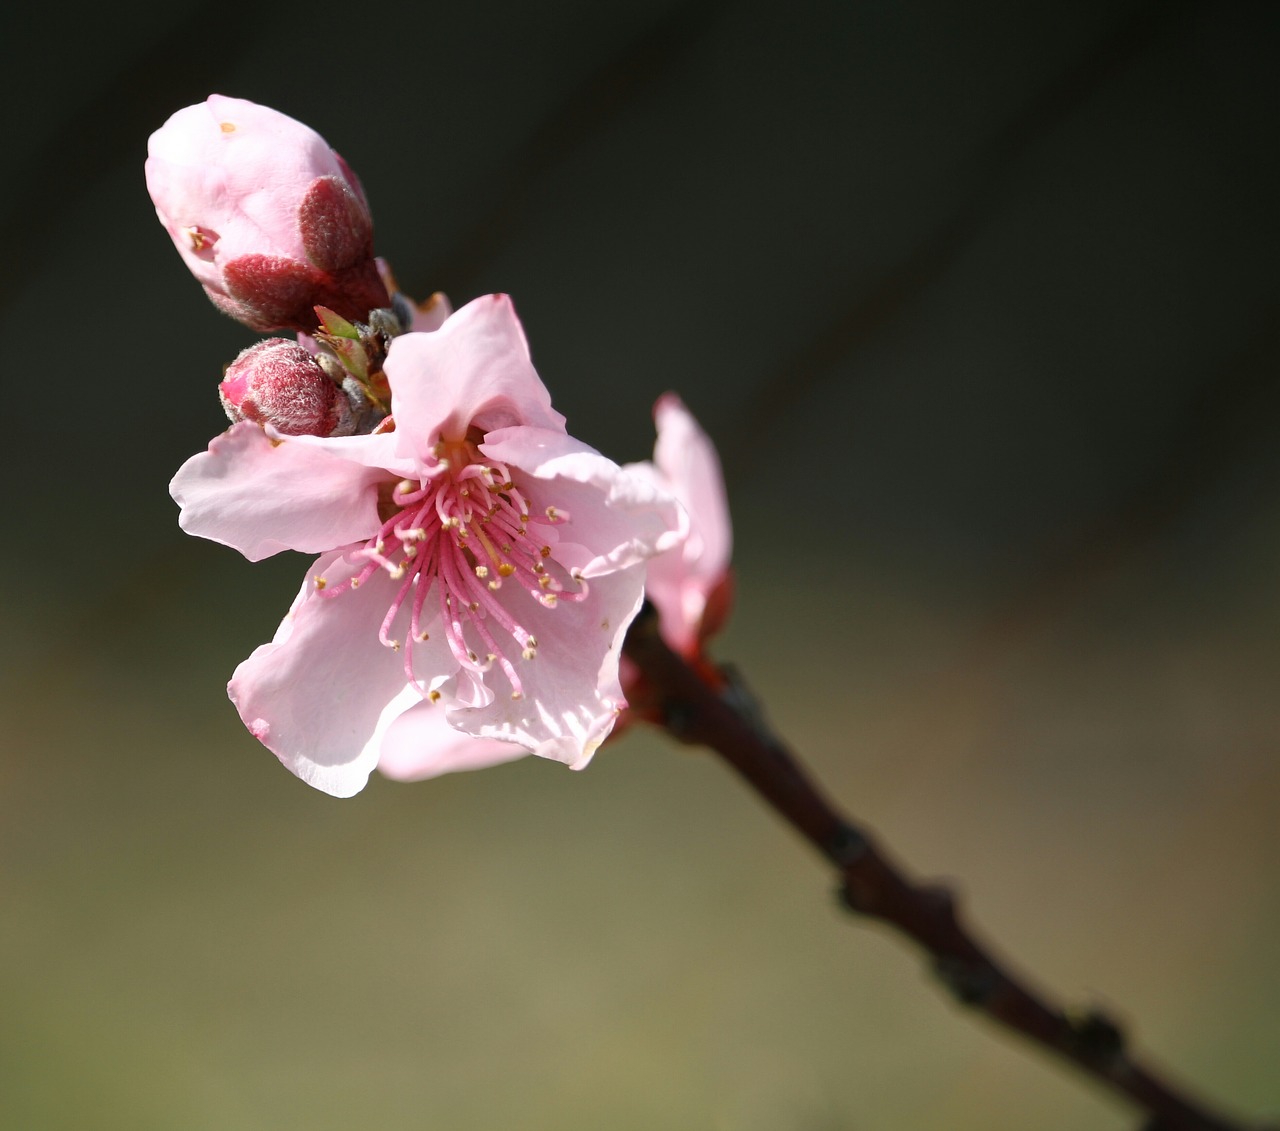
[481,426,685,577]
[409,291,452,332]
[644,394,732,652]
[228,550,454,797]
[277,428,419,477]
[444,567,643,768]
[383,295,565,462]
[170,422,389,561]
[377,704,528,781]
[653,394,732,580]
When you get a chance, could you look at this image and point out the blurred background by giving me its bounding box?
[2,1,1278,1127]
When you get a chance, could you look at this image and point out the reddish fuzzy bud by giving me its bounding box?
[219,339,354,437]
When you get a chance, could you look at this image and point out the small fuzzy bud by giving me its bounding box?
[219,339,354,437]
[146,95,389,333]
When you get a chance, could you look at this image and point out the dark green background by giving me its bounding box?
[2,2,1278,1127]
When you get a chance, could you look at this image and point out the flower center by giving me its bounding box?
[315,436,584,700]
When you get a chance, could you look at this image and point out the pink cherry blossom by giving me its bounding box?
[146,95,388,332]
[171,295,682,796]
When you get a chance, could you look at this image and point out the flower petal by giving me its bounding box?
[170,422,389,561]
[384,294,565,462]
[409,291,452,332]
[377,704,528,781]
[653,393,732,579]
[228,550,454,797]
[481,426,685,577]
[274,428,418,477]
[644,394,733,652]
[443,566,643,769]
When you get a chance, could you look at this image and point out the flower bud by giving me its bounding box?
[219,339,354,437]
[146,95,389,333]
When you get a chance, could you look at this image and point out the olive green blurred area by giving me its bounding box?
[2,1,1279,1128]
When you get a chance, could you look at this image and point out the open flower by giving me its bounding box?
[146,95,388,332]
[171,294,682,796]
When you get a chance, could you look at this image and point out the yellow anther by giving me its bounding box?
[428,689,441,702]
[314,576,327,590]
[498,563,515,577]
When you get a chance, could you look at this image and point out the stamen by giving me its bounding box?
[322,436,577,702]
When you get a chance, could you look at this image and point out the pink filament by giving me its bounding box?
[317,449,586,700]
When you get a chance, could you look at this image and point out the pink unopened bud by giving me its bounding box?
[146,95,389,333]
[219,339,354,437]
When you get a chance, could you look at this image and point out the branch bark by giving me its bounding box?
[622,605,1266,1131]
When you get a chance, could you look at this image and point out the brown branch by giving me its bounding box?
[622,605,1268,1131]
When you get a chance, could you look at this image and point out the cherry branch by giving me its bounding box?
[621,604,1267,1131]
